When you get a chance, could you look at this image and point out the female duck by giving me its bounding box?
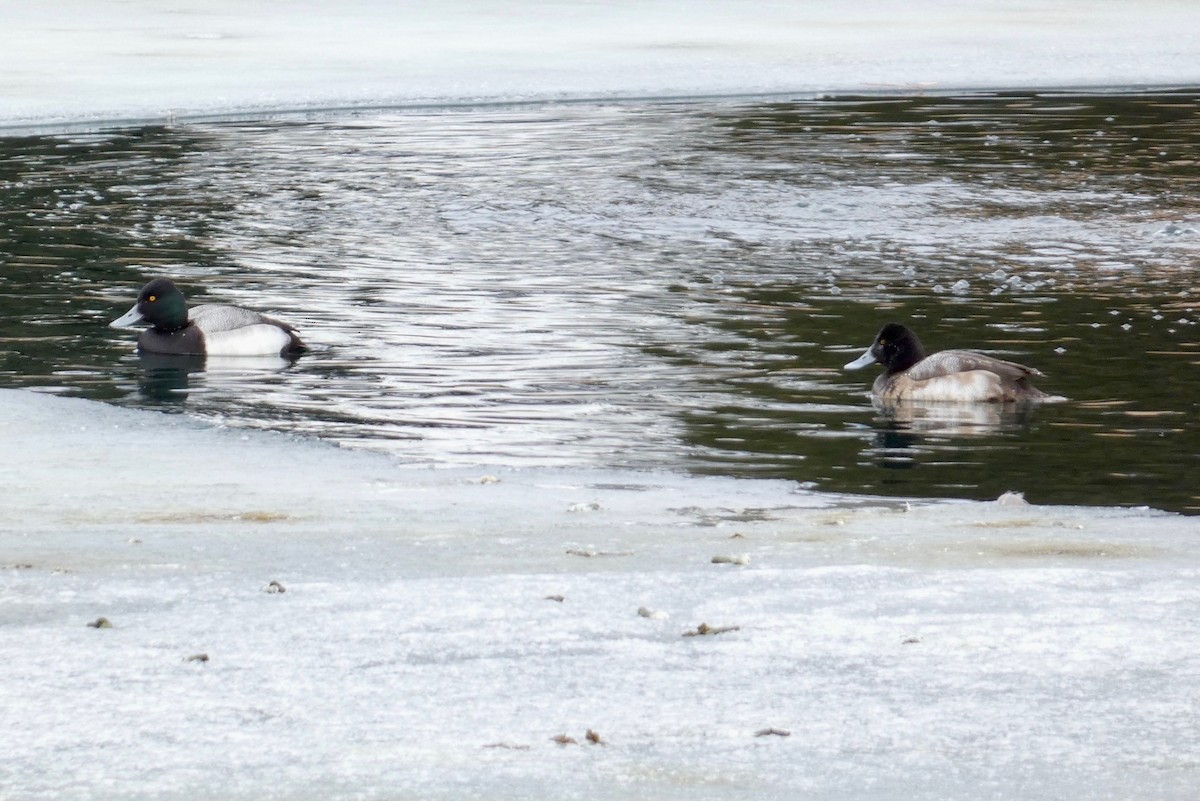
[110,278,305,356]
[844,323,1045,402]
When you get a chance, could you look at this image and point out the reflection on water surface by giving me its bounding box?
[2,91,1199,511]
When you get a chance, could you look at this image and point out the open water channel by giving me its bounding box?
[2,90,1198,510]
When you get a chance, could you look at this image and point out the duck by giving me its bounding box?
[843,322,1045,402]
[110,277,306,357]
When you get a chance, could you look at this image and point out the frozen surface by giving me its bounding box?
[1,0,1199,129]
[2,389,1199,799]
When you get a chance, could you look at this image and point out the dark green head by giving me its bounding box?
[110,278,190,332]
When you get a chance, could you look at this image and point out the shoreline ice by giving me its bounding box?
[3,389,1199,799]
[2,1,1198,131]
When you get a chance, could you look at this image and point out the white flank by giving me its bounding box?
[202,324,291,356]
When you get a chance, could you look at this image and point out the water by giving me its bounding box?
[2,91,1198,511]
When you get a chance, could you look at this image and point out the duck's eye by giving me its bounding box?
[878,338,887,346]
[147,295,157,302]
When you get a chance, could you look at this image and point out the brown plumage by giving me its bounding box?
[844,323,1046,402]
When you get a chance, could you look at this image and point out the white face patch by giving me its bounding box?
[202,324,292,357]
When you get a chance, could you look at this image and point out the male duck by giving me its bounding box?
[110,277,305,356]
[844,322,1045,402]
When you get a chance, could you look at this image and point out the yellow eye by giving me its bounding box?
[147,295,157,302]
[878,338,887,345]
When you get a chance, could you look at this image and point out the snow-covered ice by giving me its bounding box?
[3,390,1199,799]
[3,2,1200,797]
[2,0,1199,129]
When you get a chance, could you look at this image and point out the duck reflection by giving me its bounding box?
[134,352,297,403]
[865,398,1040,469]
[874,397,1038,434]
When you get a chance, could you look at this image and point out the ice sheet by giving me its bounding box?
[3,389,1199,799]
[2,0,1199,129]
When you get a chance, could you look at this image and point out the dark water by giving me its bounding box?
[2,91,1199,511]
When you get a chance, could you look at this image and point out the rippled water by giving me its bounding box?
[2,91,1199,511]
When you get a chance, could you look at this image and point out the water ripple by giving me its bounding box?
[2,91,1199,510]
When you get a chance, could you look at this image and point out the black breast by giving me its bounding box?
[138,325,207,355]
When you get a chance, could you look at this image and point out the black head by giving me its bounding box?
[135,278,190,332]
[869,323,926,372]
